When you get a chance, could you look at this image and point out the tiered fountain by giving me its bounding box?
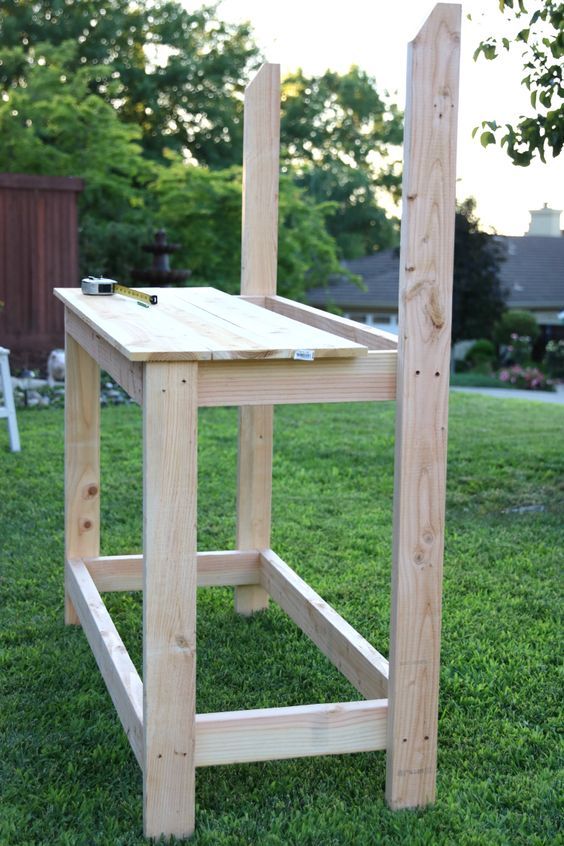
[131,229,191,287]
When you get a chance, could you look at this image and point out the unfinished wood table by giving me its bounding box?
[56,4,460,839]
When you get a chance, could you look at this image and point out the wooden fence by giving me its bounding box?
[0,173,83,370]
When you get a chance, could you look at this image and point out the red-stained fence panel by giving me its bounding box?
[0,173,83,369]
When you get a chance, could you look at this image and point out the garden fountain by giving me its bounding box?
[131,228,191,287]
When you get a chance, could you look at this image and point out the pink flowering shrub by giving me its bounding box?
[497,365,554,391]
[504,333,533,366]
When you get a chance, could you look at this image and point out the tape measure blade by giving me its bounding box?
[114,284,156,306]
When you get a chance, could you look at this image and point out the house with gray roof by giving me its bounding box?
[308,206,564,340]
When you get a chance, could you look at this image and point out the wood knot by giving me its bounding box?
[85,484,98,498]
[175,635,194,655]
[405,280,425,301]
[427,287,445,329]
[413,549,426,567]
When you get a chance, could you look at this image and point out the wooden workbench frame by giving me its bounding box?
[63,4,460,839]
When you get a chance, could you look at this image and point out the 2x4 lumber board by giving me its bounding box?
[237,295,266,307]
[260,550,389,699]
[195,699,388,767]
[65,558,143,767]
[143,362,198,839]
[236,405,273,614]
[241,62,280,296]
[85,551,261,593]
[386,4,461,811]
[265,296,398,351]
[65,309,143,405]
[198,350,396,407]
[64,332,100,625]
[237,62,280,615]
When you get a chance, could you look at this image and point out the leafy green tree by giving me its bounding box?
[154,157,345,299]
[0,2,404,261]
[0,41,156,277]
[493,309,541,345]
[0,0,261,167]
[0,2,405,282]
[474,0,563,165]
[281,67,403,258]
[452,199,508,344]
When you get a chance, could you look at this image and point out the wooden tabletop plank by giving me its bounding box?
[54,287,367,361]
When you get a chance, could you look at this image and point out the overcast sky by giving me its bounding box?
[184,0,564,236]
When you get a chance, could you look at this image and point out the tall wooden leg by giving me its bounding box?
[386,4,460,809]
[235,62,280,616]
[64,329,100,625]
[235,404,273,614]
[143,362,198,839]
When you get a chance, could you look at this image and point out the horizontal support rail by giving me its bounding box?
[65,558,143,766]
[239,295,397,350]
[197,350,396,407]
[235,295,397,350]
[67,308,395,408]
[265,296,398,351]
[85,550,261,592]
[260,550,389,699]
[195,699,387,766]
[81,549,389,697]
[65,309,144,404]
[69,553,389,772]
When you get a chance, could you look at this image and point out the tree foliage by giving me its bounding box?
[474,0,564,165]
[0,1,403,287]
[0,0,261,167]
[493,309,541,345]
[281,67,402,258]
[0,41,156,278]
[452,199,508,343]
[155,158,345,300]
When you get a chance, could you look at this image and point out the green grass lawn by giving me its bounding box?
[1,395,562,845]
[450,372,516,389]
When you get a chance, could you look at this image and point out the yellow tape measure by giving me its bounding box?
[81,277,158,306]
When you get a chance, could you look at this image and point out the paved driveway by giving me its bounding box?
[450,386,564,405]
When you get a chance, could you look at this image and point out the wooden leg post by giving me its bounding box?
[64,329,100,625]
[235,404,273,614]
[235,62,281,615]
[386,4,461,809]
[143,362,198,839]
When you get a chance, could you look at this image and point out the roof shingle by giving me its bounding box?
[308,236,564,311]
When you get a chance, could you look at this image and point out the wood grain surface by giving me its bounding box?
[386,3,461,810]
[55,286,366,362]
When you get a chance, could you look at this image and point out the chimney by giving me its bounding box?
[526,203,563,237]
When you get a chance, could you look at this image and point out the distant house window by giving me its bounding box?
[344,312,398,330]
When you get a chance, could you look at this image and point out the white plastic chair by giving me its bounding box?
[0,347,21,451]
